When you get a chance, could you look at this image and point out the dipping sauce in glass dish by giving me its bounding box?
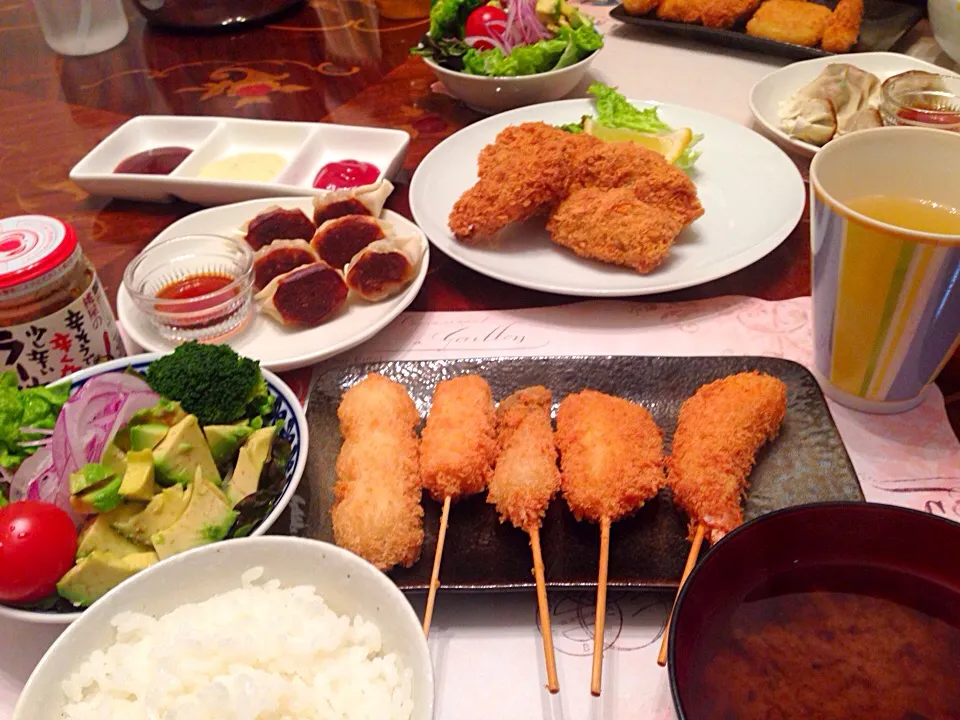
[313,159,380,190]
[198,152,286,182]
[880,71,960,131]
[114,147,192,175]
[155,272,236,308]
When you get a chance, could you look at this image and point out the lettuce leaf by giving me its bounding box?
[0,372,69,469]
[428,0,486,39]
[585,82,703,169]
[462,23,602,76]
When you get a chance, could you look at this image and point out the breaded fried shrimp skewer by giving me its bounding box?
[420,375,498,637]
[488,386,561,693]
[656,371,788,666]
[333,374,424,571]
[556,390,664,695]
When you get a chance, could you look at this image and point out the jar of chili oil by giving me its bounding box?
[0,215,124,387]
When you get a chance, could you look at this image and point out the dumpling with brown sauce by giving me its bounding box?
[239,206,317,251]
[344,235,426,301]
[310,215,393,269]
[252,239,319,291]
[779,63,881,145]
[312,179,393,225]
[255,262,348,328]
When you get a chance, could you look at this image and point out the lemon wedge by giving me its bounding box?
[583,117,693,164]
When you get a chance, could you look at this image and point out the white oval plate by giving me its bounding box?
[409,98,805,297]
[117,199,428,371]
[749,52,960,158]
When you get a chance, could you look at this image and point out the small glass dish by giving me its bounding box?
[880,71,960,131]
[122,234,254,343]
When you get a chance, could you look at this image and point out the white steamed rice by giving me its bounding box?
[61,567,414,720]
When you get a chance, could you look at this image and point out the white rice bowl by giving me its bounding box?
[60,567,413,720]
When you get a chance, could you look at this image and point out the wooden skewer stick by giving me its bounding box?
[657,522,706,667]
[591,517,612,697]
[422,495,452,638]
[529,527,559,694]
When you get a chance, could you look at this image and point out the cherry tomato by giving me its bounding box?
[0,501,77,604]
[464,4,507,50]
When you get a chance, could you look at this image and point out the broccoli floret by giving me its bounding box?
[144,343,275,427]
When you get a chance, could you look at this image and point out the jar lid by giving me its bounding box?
[0,215,79,293]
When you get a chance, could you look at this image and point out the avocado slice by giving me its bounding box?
[152,471,236,561]
[130,423,169,452]
[71,475,124,514]
[69,463,115,495]
[204,423,254,466]
[77,510,150,559]
[101,442,128,477]
[129,399,188,428]
[119,450,157,501]
[225,425,277,504]
[152,415,221,487]
[114,483,191,545]
[57,550,159,607]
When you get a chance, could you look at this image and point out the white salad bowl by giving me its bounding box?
[14,536,434,720]
[423,47,599,113]
[0,352,308,625]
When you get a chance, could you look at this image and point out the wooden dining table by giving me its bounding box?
[0,0,957,437]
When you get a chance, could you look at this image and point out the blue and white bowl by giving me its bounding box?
[0,352,308,625]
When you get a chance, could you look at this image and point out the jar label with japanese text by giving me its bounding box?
[1,273,125,387]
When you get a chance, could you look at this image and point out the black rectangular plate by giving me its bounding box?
[609,0,923,61]
[292,356,862,592]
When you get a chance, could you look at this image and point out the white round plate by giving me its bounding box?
[409,98,804,297]
[117,199,428,371]
[750,52,960,158]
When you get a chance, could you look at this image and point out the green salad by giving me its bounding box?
[412,0,603,77]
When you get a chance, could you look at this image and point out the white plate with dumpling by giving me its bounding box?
[749,52,960,157]
[117,192,428,371]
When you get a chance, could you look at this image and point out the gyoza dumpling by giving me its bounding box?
[238,206,317,251]
[840,107,882,135]
[779,63,881,143]
[255,262,348,328]
[781,97,838,146]
[344,235,426,301]
[312,179,393,225]
[252,239,320,291]
[309,215,392,269]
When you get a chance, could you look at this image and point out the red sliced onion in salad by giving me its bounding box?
[11,372,159,525]
[500,0,550,51]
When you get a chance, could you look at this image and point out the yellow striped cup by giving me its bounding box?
[809,127,960,414]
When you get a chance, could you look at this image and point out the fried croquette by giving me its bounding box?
[667,372,787,545]
[333,374,424,570]
[656,0,706,23]
[556,390,664,524]
[821,0,863,52]
[701,0,761,28]
[568,142,705,228]
[623,0,662,14]
[450,123,600,244]
[421,374,498,501]
[745,0,832,46]
[487,386,560,532]
[547,187,683,273]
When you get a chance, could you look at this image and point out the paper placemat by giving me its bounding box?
[2,296,957,720]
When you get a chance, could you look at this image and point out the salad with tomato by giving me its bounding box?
[413,0,603,77]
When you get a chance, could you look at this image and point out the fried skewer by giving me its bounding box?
[333,374,424,571]
[657,372,788,666]
[556,390,664,695]
[420,375,498,637]
[487,386,562,693]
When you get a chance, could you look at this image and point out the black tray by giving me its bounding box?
[280,356,863,592]
[609,0,923,61]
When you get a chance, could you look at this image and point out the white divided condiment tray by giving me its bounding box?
[69,116,410,206]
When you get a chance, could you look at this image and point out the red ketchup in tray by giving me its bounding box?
[313,160,380,190]
[114,147,192,175]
